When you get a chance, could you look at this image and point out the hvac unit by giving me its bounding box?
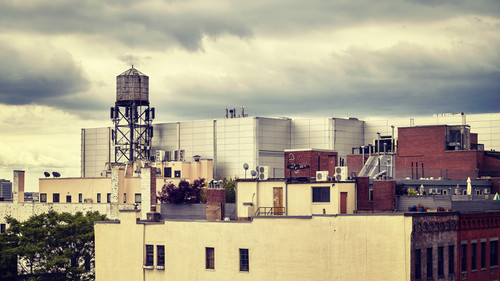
[173,150,185,161]
[156,150,166,162]
[257,166,270,180]
[334,167,348,181]
[316,171,329,182]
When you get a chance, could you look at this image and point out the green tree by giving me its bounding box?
[0,211,107,281]
[223,178,236,203]
[157,178,206,204]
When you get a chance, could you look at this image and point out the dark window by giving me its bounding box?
[471,242,477,270]
[164,167,172,178]
[97,193,101,203]
[239,248,249,272]
[312,187,330,202]
[135,193,141,203]
[157,245,165,267]
[368,189,373,201]
[66,195,71,203]
[449,245,455,274]
[40,193,47,202]
[491,240,498,267]
[53,193,60,203]
[145,245,154,266]
[481,241,486,269]
[107,193,111,203]
[123,193,127,203]
[415,249,421,280]
[438,246,444,277]
[461,243,467,272]
[174,170,181,178]
[205,247,214,269]
[427,247,433,278]
[0,223,5,233]
[78,193,82,203]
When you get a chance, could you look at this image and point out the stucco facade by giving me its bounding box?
[95,210,414,281]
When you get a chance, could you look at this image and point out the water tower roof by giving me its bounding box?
[117,66,147,77]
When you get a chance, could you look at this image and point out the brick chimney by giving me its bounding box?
[13,170,25,203]
[140,166,157,220]
[206,188,226,220]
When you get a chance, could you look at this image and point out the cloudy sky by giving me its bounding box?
[0,0,499,190]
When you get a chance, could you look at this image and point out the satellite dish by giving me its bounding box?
[52,172,61,178]
[44,172,50,178]
[250,170,257,177]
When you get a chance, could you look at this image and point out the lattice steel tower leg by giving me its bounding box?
[110,66,155,163]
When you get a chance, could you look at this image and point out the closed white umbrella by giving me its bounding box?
[467,177,472,195]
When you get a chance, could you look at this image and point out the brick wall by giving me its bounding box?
[356,177,372,211]
[373,180,395,211]
[284,150,337,178]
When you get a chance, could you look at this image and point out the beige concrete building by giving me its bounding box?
[236,179,356,219]
[0,160,213,228]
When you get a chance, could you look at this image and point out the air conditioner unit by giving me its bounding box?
[156,150,166,162]
[334,167,348,181]
[173,150,185,162]
[316,171,328,182]
[258,166,270,180]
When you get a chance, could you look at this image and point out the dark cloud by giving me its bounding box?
[0,43,89,105]
[0,0,253,51]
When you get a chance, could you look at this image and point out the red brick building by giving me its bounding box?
[458,212,500,281]
[284,149,338,179]
[347,125,500,181]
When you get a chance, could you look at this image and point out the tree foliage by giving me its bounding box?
[157,178,205,204]
[0,211,108,281]
[222,178,236,203]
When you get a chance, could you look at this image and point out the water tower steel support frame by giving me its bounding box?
[110,67,155,163]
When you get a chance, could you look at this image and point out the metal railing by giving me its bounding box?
[254,207,286,216]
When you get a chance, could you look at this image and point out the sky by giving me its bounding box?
[0,0,499,190]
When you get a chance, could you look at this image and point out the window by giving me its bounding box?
[491,240,498,267]
[461,242,467,272]
[471,242,477,271]
[239,249,249,272]
[438,246,444,277]
[368,188,373,201]
[481,241,486,269]
[40,193,47,203]
[312,187,330,203]
[107,193,111,203]
[66,195,71,203]
[135,193,141,203]
[205,247,215,269]
[123,193,127,203]
[0,223,6,233]
[427,247,433,278]
[164,167,172,178]
[449,245,455,274]
[174,170,181,178]
[157,245,165,267]
[145,245,154,266]
[415,249,421,280]
[97,193,101,203]
[78,193,82,203]
[53,193,60,203]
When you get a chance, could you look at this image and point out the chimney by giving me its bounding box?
[206,187,226,220]
[140,166,157,220]
[13,170,25,203]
